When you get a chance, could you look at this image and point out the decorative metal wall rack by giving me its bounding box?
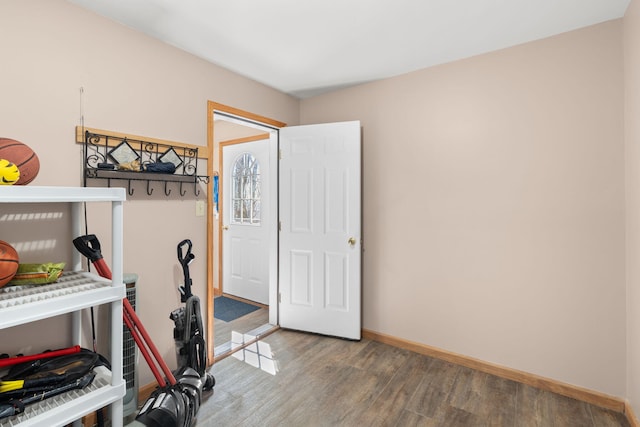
[83,130,209,196]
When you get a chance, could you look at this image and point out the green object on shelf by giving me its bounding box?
[8,262,66,286]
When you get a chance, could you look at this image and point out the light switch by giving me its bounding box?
[195,200,206,216]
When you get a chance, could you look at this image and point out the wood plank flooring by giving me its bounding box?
[198,329,629,427]
[213,305,269,355]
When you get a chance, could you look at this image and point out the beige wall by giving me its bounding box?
[301,21,626,396]
[625,0,640,415]
[0,0,298,386]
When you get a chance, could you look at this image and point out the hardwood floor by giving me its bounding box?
[213,304,269,355]
[198,329,629,427]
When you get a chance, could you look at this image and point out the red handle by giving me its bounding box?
[0,345,81,369]
[93,258,112,280]
[123,298,176,386]
[75,234,176,387]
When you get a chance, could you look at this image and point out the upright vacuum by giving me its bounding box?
[170,239,215,390]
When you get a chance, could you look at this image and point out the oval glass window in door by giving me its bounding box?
[231,152,261,225]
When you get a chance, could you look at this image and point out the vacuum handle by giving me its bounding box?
[177,239,194,301]
[177,239,194,266]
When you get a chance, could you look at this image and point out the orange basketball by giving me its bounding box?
[0,138,40,185]
[0,240,19,287]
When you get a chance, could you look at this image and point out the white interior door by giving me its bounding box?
[279,121,361,340]
[222,139,271,305]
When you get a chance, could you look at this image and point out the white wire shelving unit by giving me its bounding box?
[0,186,126,427]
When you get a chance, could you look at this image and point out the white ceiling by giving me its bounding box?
[67,0,630,99]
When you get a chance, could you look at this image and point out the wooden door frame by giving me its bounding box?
[206,101,286,364]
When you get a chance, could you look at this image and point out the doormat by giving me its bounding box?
[214,296,261,322]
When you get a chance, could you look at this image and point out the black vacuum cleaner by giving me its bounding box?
[170,239,215,390]
[133,239,215,427]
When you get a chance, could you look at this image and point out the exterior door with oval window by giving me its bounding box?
[222,139,270,304]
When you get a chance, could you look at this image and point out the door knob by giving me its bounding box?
[348,237,356,246]
[222,225,229,230]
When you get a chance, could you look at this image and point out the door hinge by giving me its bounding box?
[278,221,282,232]
[279,149,283,160]
[278,292,282,303]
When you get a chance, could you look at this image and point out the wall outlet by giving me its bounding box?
[195,200,206,217]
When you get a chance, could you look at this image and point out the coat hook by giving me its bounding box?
[164,181,171,196]
[146,180,154,196]
[179,182,186,197]
[127,180,134,196]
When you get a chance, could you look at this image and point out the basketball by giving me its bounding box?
[0,159,20,185]
[0,240,19,287]
[0,138,40,185]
